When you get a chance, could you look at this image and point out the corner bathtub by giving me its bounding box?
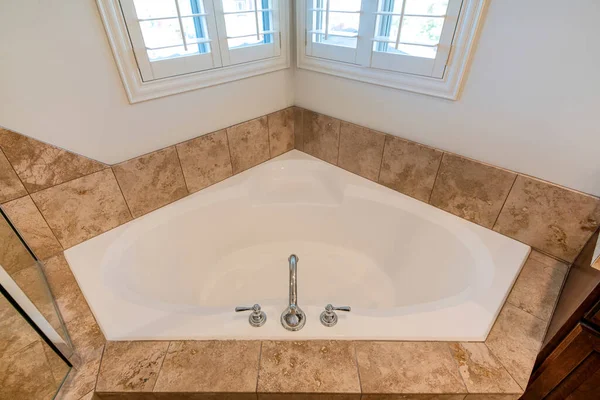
[65,150,530,341]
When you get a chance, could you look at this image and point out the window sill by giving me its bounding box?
[297,55,463,100]
[124,57,289,103]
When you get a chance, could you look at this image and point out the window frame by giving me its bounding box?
[97,0,290,103]
[296,0,488,100]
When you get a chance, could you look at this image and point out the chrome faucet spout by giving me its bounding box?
[289,254,298,307]
[281,254,306,331]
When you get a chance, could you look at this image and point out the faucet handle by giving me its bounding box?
[235,304,267,327]
[320,304,351,327]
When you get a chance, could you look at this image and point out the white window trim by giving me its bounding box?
[296,0,488,100]
[96,0,290,103]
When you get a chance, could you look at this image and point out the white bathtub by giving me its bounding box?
[65,150,530,341]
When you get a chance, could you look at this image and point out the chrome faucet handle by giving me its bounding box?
[235,304,267,327]
[320,304,351,327]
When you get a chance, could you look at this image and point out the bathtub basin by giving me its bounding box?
[65,150,530,341]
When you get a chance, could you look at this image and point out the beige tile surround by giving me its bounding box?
[0,107,597,399]
[84,249,565,399]
[1,107,598,263]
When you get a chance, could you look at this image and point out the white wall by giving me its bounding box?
[0,1,293,164]
[295,0,600,197]
[1,1,598,196]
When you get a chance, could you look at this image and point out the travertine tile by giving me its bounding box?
[227,117,270,174]
[31,169,131,248]
[0,149,27,203]
[507,251,568,321]
[303,111,340,164]
[494,176,600,262]
[294,107,304,151]
[356,342,466,394]
[0,212,34,275]
[0,295,39,357]
[463,396,520,400]
[0,341,58,400]
[176,130,233,193]
[42,341,70,386]
[258,341,361,394]
[57,346,104,400]
[448,343,521,394]
[65,310,105,362]
[362,396,466,400]
[430,154,517,228]
[10,264,65,339]
[485,303,546,389]
[97,341,169,393]
[379,136,443,202]
[528,250,567,269]
[268,108,294,158]
[0,128,106,193]
[154,341,260,393]
[338,123,386,181]
[2,195,62,259]
[42,253,92,324]
[112,147,188,217]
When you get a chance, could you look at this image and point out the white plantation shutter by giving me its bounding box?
[370,0,463,78]
[304,0,463,78]
[119,0,282,81]
[305,0,363,63]
[214,0,281,65]
[120,0,223,80]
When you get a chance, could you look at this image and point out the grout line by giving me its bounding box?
[5,337,41,360]
[1,193,64,257]
[173,144,192,194]
[151,341,172,392]
[491,173,519,230]
[530,248,572,265]
[225,129,235,176]
[255,341,263,393]
[169,145,190,197]
[109,167,134,219]
[290,107,296,152]
[266,115,273,160]
[376,134,388,183]
[31,167,110,197]
[0,147,30,198]
[427,151,445,204]
[40,339,61,385]
[26,193,68,251]
[303,110,308,150]
[335,118,341,166]
[505,297,549,324]
[483,341,526,391]
[444,342,469,392]
[353,342,364,394]
[298,108,304,151]
[28,194,65,252]
[94,343,108,391]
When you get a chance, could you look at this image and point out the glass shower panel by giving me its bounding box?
[0,212,70,347]
[0,294,70,399]
[0,209,73,399]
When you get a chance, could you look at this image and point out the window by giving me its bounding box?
[97,0,289,102]
[297,0,487,99]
